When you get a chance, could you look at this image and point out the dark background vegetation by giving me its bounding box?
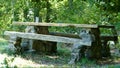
[0,0,120,35]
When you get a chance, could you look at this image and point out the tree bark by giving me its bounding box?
[90,28,102,59]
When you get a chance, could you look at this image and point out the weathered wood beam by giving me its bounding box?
[100,35,118,42]
[4,31,91,46]
[98,25,115,28]
[13,22,98,28]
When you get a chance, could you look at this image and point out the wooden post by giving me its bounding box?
[90,28,102,59]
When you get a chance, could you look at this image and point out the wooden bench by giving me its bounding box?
[4,31,91,45]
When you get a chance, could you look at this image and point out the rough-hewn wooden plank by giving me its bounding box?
[4,31,91,46]
[49,32,80,39]
[13,22,98,28]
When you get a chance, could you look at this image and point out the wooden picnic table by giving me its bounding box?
[5,22,118,58]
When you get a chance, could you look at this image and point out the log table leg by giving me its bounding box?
[101,40,111,57]
[90,28,102,59]
[68,43,83,64]
[33,26,57,53]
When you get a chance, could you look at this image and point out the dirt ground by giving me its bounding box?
[1,52,120,68]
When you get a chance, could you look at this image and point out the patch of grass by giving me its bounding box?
[0,37,16,56]
[0,38,8,52]
[79,58,96,65]
[57,45,71,56]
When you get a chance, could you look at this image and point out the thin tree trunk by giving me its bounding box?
[68,0,73,9]
[90,28,102,59]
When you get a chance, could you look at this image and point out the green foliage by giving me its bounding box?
[96,0,120,12]
[57,43,71,56]
[100,28,114,36]
[52,1,98,24]
[0,0,29,35]
[115,37,120,49]
[77,58,96,66]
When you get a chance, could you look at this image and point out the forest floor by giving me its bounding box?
[0,38,120,68]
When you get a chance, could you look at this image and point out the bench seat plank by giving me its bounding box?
[4,31,91,46]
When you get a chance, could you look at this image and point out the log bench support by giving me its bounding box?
[68,29,95,64]
[7,35,17,53]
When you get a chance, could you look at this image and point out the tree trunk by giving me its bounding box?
[90,28,102,59]
[32,0,57,53]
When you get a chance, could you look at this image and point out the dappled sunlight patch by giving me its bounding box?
[47,55,59,59]
[0,53,8,63]
[12,57,44,67]
[0,38,6,42]
[0,53,55,67]
[114,60,120,63]
[0,53,14,67]
[12,57,55,67]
